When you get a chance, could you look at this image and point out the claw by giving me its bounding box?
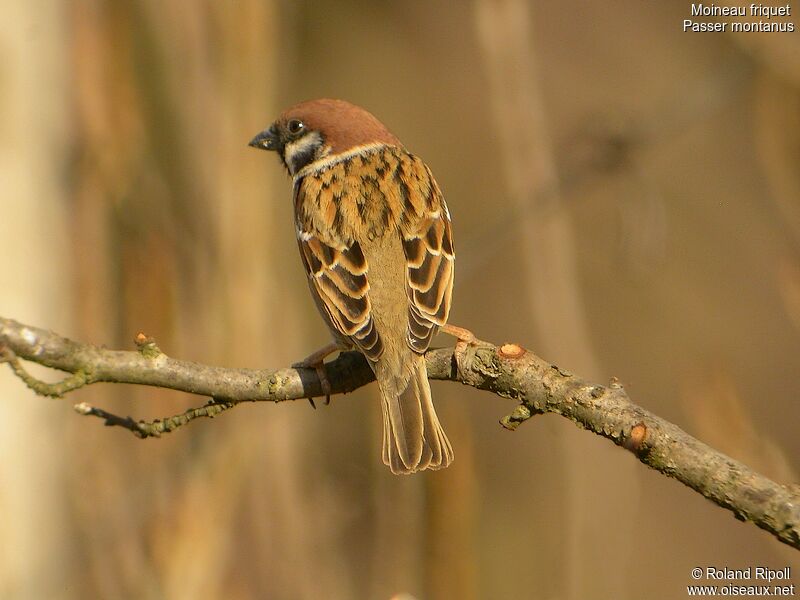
[313,362,332,401]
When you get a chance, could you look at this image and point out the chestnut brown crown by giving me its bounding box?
[249,99,402,176]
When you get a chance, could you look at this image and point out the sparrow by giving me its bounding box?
[249,98,456,474]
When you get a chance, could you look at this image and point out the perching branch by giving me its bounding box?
[1,315,798,550]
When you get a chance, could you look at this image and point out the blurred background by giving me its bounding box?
[1,1,799,598]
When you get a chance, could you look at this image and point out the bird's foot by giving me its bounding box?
[440,323,476,377]
[293,342,341,406]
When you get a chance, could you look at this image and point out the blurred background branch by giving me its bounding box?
[2,315,798,552]
[473,2,637,596]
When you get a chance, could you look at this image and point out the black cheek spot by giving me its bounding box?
[288,146,318,174]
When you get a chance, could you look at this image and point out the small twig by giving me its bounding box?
[1,344,89,397]
[74,398,237,438]
[499,403,535,431]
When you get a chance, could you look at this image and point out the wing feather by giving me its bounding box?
[299,232,384,360]
[403,193,455,354]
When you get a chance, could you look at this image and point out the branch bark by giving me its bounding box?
[1,315,798,550]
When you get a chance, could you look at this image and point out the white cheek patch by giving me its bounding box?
[284,132,323,175]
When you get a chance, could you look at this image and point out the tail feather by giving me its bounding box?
[378,354,453,474]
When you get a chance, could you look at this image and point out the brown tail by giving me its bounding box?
[377,353,453,474]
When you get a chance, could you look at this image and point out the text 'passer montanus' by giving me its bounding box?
[250,98,458,474]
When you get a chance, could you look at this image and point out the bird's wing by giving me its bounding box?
[296,226,384,362]
[402,192,454,354]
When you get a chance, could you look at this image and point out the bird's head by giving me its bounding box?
[249,98,401,176]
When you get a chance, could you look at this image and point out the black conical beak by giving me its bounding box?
[249,128,279,151]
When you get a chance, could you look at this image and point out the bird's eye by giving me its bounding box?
[287,119,305,135]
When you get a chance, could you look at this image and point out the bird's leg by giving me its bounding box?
[440,323,476,376]
[293,341,342,405]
